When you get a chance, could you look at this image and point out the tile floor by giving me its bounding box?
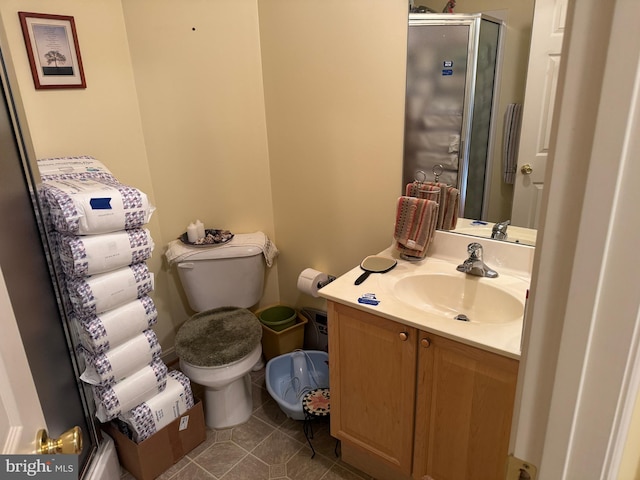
[120,367,376,480]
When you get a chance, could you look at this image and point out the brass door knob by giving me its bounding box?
[37,426,83,455]
[420,338,431,348]
[521,164,533,175]
[399,332,408,341]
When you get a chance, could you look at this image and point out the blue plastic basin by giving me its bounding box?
[265,350,329,420]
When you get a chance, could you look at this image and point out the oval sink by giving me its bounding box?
[393,273,524,324]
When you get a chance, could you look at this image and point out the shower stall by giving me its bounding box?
[402,13,504,220]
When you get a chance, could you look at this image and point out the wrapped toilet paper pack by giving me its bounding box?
[55,228,155,278]
[79,329,162,386]
[66,263,154,317]
[37,156,118,230]
[73,295,158,354]
[37,155,118,183]
[39,178,155,235]
[118,370,195,442]
[93,358,168,423]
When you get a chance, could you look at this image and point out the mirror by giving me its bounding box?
[409,1,537,245]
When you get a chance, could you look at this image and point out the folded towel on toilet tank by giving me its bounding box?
[164,231,279,267]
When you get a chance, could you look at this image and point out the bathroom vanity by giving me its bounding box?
[319,232,534,480]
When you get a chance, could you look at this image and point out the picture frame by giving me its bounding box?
[18,12,86,89]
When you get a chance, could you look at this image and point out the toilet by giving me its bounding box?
[174,244,265,429]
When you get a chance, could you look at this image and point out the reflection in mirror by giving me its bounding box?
[452,218,537,246]
[406,1,537,246]
[402,13,503,221]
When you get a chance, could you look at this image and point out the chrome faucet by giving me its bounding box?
[491,219,510,240]
[456,242,498,278]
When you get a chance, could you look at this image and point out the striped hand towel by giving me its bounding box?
[440,186,460,231]
[503,103,522,184]
[409,182,460,231]
[405,182,441,203]
[394,196,438,257]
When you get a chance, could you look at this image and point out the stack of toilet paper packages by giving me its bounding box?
[112,370,196,442]
[39,178,155,235]
[91,359,168,423]
[65,263,155,318]
[38,155,119,183]
[54,228,154,278]
[34,156,191,431]
[37,155,118,228]
[79,329,162,386]
[74,295,158,354]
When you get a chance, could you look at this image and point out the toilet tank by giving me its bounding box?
[176,245,265,312]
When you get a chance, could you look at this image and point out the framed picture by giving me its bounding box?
[18,12,86,89]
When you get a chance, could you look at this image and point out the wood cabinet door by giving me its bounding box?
[328,302,417,476]
[413,333,519,480]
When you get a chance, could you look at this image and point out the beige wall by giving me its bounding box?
[419,0,535,222]
[120,0,279,348]
[258,0,408,307]
[619,390,640,478]
[0,0,527,352]
[0,0,407,350]
[0,1,181,345]
[0,0,529,347]
[2,1,640,474]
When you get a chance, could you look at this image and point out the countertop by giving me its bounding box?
[318,231,534,359]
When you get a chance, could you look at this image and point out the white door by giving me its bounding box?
[510,0,567,227]
[0,265,47,454]
[511,0,640,477]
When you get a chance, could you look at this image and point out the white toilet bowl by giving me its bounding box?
[172,239,268,428]
[179,343,262,429]
[175,307,264,429]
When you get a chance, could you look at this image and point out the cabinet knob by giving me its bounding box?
[399,332,408,341]
[421,338,431,348]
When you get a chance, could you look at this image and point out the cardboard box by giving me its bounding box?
[103,399,206,480]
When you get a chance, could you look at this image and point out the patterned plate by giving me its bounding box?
[179,229,234,247]
[302,388,330,417]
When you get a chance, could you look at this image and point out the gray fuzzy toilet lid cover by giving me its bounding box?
[175,306,262,367]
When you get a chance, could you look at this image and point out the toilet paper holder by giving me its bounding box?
[298,268,336,297]
[318,275,336,289]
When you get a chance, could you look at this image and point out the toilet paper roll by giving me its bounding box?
[297,268,329,297]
